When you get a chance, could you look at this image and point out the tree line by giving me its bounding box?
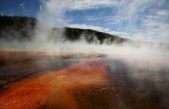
[0,15,37,41]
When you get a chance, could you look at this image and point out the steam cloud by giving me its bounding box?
[0,0,168,54]
[0,0,168,61]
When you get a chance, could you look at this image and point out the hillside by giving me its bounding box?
[0,16,36,41]
[0,16,131,45]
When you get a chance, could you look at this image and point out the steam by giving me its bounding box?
[0,0,168,55]
[37,0,71,27]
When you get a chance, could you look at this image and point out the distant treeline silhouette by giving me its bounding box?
[0,15,131,45]
[0,15,36,41]
[64,27,129,45]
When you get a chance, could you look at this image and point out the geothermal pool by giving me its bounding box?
[0,50,168,109]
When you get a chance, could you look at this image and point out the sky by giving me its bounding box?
[0,0,169,42]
